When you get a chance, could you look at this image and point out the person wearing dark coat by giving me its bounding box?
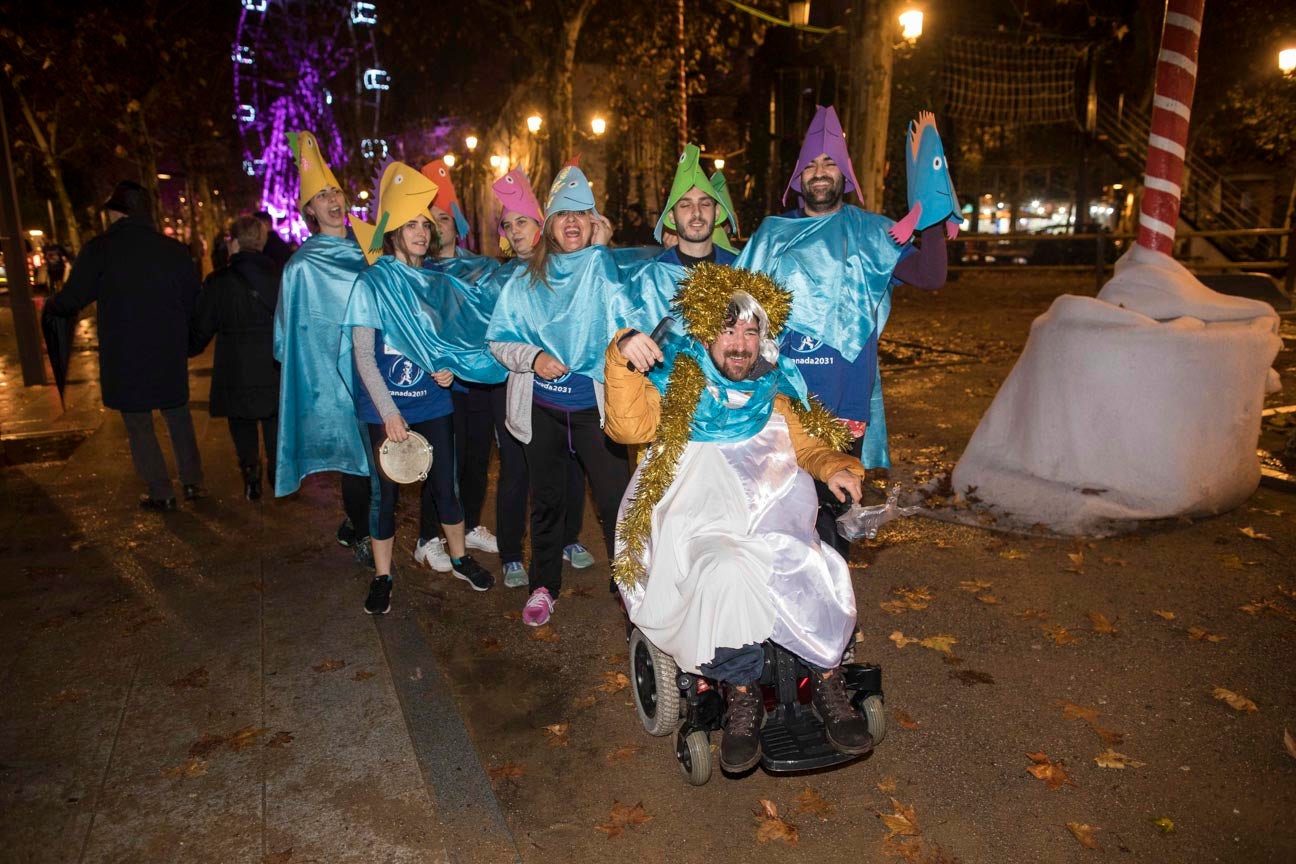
[255,210,295,269]
[44,180,205,510]
[189,216,283,500]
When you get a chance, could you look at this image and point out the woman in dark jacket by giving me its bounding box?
[190,217,282,499]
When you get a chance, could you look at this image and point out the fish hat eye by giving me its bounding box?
[932,156,943,170]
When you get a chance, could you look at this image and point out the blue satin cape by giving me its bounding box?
[620,257,686,333]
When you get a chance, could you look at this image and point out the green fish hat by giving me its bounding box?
[654,144,734,252]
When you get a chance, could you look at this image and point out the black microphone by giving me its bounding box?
[627,316,675,373]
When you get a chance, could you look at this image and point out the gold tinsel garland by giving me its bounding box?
[672,263,793,342]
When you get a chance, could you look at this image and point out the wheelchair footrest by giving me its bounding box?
[759,703,859,772]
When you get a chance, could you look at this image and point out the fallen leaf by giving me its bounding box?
[1151,610,1176,620]
[529,627,560,643]
[1187,626,1226,643]
[478,637,503,654]
[1042,625,1081,645]
[1212,686,1258,712]
[876,776,898,793]
[571,694,597,710]
[1066,822,1102,850]
[597,671,630,693]
[1239,598,1279,616]
[543,723,570,747]
[562,586,594,598]
[895,586,934,603]
[487,761,525,781]
[895,710,920,730]
[794,786,834,820]
[1088,612,1117,635]
[1094,726,1126,746]
[352,671,374,681]
[1058,702,1101,725]
[976,594,1001,605]
[1219,554,1246,570]
[263,849,293,864]
[1100,556,1129,567]
[1239,526,1272,541]
[879,798,921,838]
[1094,748,1144,769]
[606,744,641,764]
[227,726,270,751]
[879,600,913,615]
[1151,817,1175,834]
[596,800,652,839]
[1016,608,1050,620]
[312,659,346,673]
[188,733,227,757]
[169,667,209,689]
[1026,752,1075,790]
[606,653,627,665]
[999,549,1028,560]
[1284,729,1296,761]
[919,635,957,655]
[959,580,993,592]
[751,799,799,845]
[160,756,208,778]
[889,631,919,649]
[47,689,86,705]
[265,731,294,749]
[502,611,522,621]
[933,539,954,549]
[1065,551,1085,573]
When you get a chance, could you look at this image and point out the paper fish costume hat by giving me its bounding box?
[421,159,471,241]
[492,167,545,254]
[783,105,862,207]
[351,160,440,265]
[654,144,734,253]
[543,164,599,231]
[889,111,962,245]
[710,170,739,236]
[288,131,343,210]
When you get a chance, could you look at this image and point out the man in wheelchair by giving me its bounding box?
[605,264,873,773]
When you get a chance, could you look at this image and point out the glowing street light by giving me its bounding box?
[465,135,478,151]
[526,114,543,134]
[591,116,607,136]
[358,190,370,200]
[788,1,810,27]
[443,153,456,168]
[899,8,923,44]
[1280,48,1296,76]
[713,157,726,170]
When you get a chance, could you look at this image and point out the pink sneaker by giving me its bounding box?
[522,587,555,627]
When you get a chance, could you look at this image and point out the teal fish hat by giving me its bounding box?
[543,165,599,231]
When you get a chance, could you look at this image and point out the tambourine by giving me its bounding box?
[378,429,434,484]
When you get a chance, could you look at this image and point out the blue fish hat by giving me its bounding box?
[543,165,599,231]
[890,111,962,245]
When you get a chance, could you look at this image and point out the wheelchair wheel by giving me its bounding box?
[677,729,712,786]
[629,628,680,736]
[862,694,887,745]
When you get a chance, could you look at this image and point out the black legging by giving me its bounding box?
[525,403,630,595]
[367,415,463,541]
[227,415,277,480]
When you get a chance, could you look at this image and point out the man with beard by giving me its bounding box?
[606,265,874,773]
[622,144,737,333]
[736,105,950,555]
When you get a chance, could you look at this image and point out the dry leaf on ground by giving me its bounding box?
[1058,702,1101,725]
[188,733,227,757]
[889,631,919,649]
[754,799,799,845]
[1283,729,1296,760]
[562,586,594,599]
[1152,610,1176,620]
[1100,556,1129,567]
[879,600,912,615]
[959,580,993,592]
[1239,526,1272,541]
[606,652,627,665]
[876,776,898,792]
[543,723,570,746]
[794,787,834,820]
[1088,612,1117,634]
[160,756,208,778]
[606,744,641,764]
[597,671,630,693]
[919,635,958,655]
[977,594,1001,605]
[502,611,522,621]
[1042,625,1081,645]
[933,538,954,549]
[1026,752,1075,790]
[1094,726,1125,745]
[487,761,525,781]
[312,659,346,673]
[1187,626,1226,643]
[1094,748,1144,769]
[1151,817,1175,834]
[1066,822,1102,850]
[1065,551,1085,573]
[595,800,652,839]
[571,694,597,710]
[999,549,1028,560]
[169,667,209,689]
[47,689,86,705]
[1016,608,1050,620]
[352,671,374,682]
[479,637,503,654]
[879,798,921,838]
[227,726,270,752]
[1212,687,1258,712]
[529,627,560,643]
[265,731,294,749]
[896,710,920,730]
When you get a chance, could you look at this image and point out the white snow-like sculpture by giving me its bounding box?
[951,244,1282,534]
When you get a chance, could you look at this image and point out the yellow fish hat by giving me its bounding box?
[351,160,440,265]
[287,131,343,210]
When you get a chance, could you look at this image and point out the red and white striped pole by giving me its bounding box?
[1137,0,1205,254]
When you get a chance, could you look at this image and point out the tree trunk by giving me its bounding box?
[846,1,894,213]
[676,0,687,153]
[546,0,597,181]
[10,86,82,252]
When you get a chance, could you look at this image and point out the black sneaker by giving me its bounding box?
[452,554,494,591]
[138,494,177,512]
[353,536,375,569]
[364,575,393,615]
[811,668,874,755]
[719,683,764,773]
[336,518,357,548]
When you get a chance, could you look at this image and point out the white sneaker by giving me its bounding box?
[465,525,499,554]
[413,536,452,572]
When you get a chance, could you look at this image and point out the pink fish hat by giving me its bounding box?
[491,167,545,253]
[783,105,863,208]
